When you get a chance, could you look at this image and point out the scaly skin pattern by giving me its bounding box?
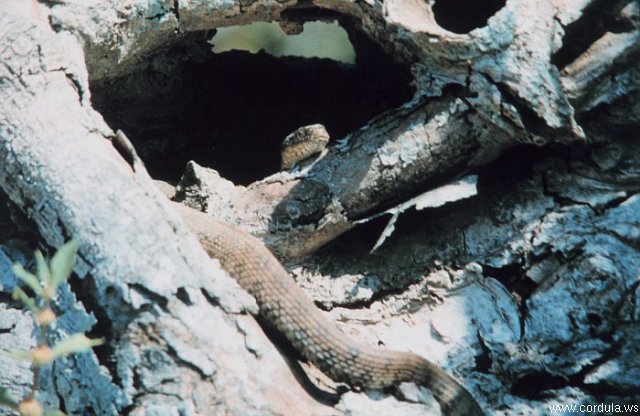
[174,202,484,415]
[280,124,330,170]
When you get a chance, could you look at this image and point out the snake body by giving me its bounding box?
[174,201,484,415]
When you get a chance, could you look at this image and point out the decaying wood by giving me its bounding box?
[1,0,639,415]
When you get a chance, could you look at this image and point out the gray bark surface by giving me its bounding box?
[1,0,639,415]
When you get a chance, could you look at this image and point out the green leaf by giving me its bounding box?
[12,287,38,313]
[1,348,32,362]
[35,250,51,285]
[12,264,42,296]
[48,239,78,295]
[0,387,18,408]
[45,411,66,416]
[50,333,103,359]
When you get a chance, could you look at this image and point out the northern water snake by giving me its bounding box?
[172,200,484,415]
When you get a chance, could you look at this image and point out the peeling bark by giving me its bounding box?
[1,0,639,415]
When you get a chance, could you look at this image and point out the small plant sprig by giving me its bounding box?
[1,240,103,416]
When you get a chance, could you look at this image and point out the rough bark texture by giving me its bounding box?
[1,0,639,415]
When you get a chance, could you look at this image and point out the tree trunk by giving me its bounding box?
[0,0,638,415]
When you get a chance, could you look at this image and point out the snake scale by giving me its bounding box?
[172,201,484,415]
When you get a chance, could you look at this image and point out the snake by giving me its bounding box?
[171,200,484,415]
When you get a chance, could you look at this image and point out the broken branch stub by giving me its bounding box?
[0,0,638,415]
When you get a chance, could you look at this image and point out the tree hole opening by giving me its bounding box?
[90,19,414,185]
[432,0,506,34]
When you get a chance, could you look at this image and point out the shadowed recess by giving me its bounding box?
[551,0,635,70]
[432,0,506,34]
[90,23,414,185]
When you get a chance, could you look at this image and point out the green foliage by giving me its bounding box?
[47,240,78,297]
[34,252,50,293]
[1,239,102,416]
[50,334,103,361]
[11,288,37,314]
[12,240,78,303]
[12,264,42,298]
[0,387,18,409]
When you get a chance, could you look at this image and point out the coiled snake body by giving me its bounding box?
[174,202,484,415]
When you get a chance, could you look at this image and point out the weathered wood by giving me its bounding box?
[1,0,639,415]
[0,7,332,416]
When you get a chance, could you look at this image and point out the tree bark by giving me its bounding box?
[1,0,639,415]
